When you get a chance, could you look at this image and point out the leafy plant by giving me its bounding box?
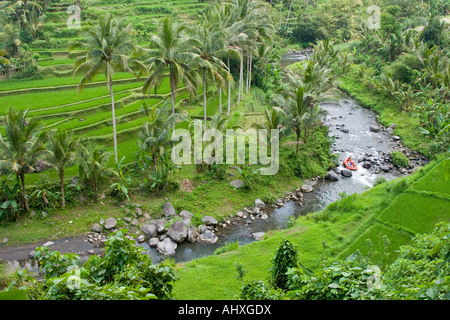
[390,150,410,168]
[269,238,298,290]
[110,156,131,202]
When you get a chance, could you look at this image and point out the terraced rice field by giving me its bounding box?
[0,0,229,183]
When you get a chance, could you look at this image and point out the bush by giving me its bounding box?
[390,150,409,167]
[240,280,285,300]
[269,238,298,290]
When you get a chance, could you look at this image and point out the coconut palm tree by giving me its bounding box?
[194,22,230,122]
[0,108,48,212]
[70,12,142,164]
[46,129,79,208]
[142,17,200,119]
[137,104,184,173]
[77,145,118,203]
[274,85,314,154]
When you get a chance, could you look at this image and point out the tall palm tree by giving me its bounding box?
[142,17,200,119]
[194,22,230,122]
[0,108,48,212]
[46,129,79,208]
[70,12,141,164]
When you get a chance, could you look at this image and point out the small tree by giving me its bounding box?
[269,238,298,290]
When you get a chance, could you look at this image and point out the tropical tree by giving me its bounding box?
[138,104,183,173]
[77,144,118,203]
[194,22,230,122]
[274,85,314,154]
[142,17,200,119]
[46,129,79,208]
[0,108,48,212]
[70,12,142,164]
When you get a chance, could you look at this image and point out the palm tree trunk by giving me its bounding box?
[108,72,118,164]
[218,88,222,115]
[285,0,293,29]
[248,53,252,92]
[169,63,176,131]
[203,69,207,122]
[20,173,29,212]
[296,128,300,154]
[60,171,65,208]
[238,54,244,104]
[246,50,249,94]
[227,56,231,115]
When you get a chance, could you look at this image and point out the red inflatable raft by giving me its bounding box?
[343,157,358,171]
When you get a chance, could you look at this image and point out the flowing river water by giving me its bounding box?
[0,53,426,272]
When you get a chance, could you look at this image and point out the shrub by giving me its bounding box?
[269,238,298,290]
[240,280,285,300]
[390,150,409,167]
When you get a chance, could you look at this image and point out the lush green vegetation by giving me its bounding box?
[0,0,449,301]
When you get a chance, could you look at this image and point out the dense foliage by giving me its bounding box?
[1,229,177,300]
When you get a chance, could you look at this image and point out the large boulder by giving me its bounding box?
[157,238,177,256]
[326,170,339,181]
[254,198,265,209]
[142,224,157,238]
[166,221,188,243]
[150,219,166,233]
[301,185,313,193]
[197,230,218,245]
[179,210,193,226]
[104,218,117,230]
[202,215,218,226]
[162,202,176,218]
[341,169,353,177]
[370,125,381,133]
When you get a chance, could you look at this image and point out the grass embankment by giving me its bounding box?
[338,72,432,157]
[171,155,449,300]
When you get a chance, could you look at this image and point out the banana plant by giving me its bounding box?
[110,156,131,202]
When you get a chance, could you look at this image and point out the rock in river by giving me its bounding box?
[197,230,218,245]
[326,170,339,181]
[166,221,188,243]
[157,238,177,256]
[301,185,313,193]
[341,169,353,177]
[254,198,265,208]
[202,215,218,226]
[142,224,157,238]
[252,232,265,241]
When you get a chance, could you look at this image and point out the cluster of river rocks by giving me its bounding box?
[325,121,428,181]
[85,186,317,257]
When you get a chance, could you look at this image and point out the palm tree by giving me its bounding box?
[301,105,327,143]
[70,12,142,164]
[0,108,48,212]
[194,22,230,122]
[274,86,313,154]
[77,144,118,203]
[46,129,79,208]
[142,17,200,119]
[138,104,183,173]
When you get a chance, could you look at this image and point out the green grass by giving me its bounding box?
[38,59,74,67]
[411,161,450,196]
[378,191,449,234]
